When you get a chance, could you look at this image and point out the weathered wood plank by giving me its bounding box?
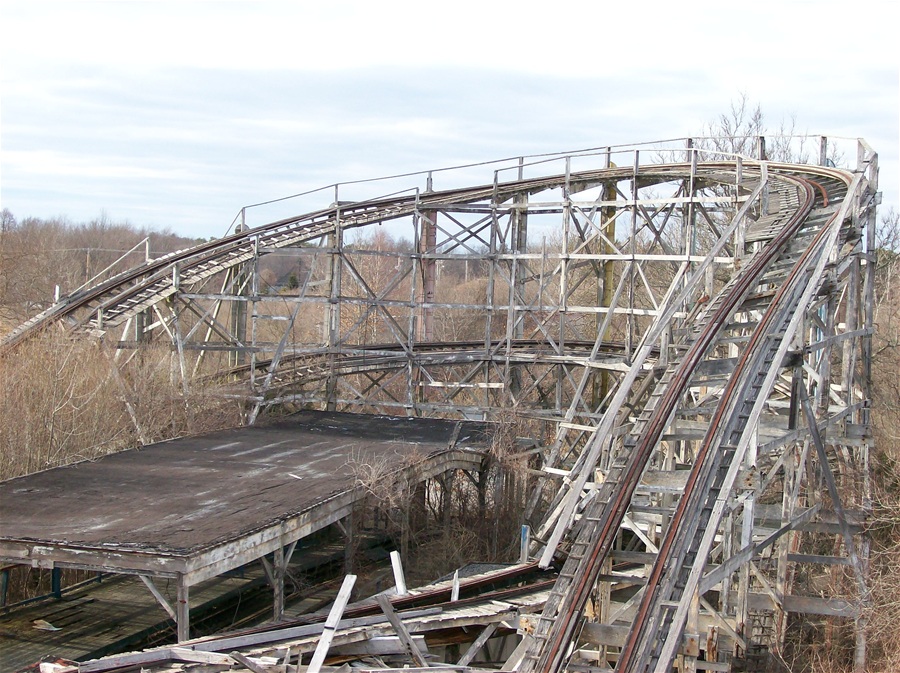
[307,575,356,673]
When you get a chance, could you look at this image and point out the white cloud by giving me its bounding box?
[1,0,897,238]
[5,1,896,75]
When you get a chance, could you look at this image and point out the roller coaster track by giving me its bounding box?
[0,168,633,351]
[517,157,877,672]
[1,139,879,672]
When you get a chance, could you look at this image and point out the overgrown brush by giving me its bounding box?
[0,330,241,603]
[0,331,238,481]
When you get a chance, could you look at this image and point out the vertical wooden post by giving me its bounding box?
[855,534,870,673]
[325,210,343,412]
[788,364,802,430]
[229,222,248,369]
[249,235,261,390]
[683,139,699,309]
[520,525,531,563]
[510,157,528,399]
[626,150,639,359]
[390,550,408,596]
[557,157,572,414]
[135,307,152,343]
[51,567,61,599]
[169,297,188,396]
[343,511,357,575]
[855,137,877,673]
[477,465,487,521]
[176,574,190,643]
[0,567,8,607]
[598,152,616,405]
[486,173,500,416]
[734,156,746,261]
[441,472,456,539]
[273,544,285,621]
[418,210,436,342]
[598,555,612,667]
[684,587,700,673]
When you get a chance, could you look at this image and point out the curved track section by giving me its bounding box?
[615,172,856,672]
[1,170,621,350]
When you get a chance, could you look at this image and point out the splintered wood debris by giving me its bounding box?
[56,563,553,673]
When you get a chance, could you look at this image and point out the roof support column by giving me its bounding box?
[335,512,357,575]
[176,573,190,643]
[272,544,285,621]
[260,539,298,621]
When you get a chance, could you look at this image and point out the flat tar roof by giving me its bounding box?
[0,411,489,580]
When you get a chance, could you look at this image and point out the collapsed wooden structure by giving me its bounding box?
[0,136,880,671]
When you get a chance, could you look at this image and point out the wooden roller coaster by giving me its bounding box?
[1,136,879,672]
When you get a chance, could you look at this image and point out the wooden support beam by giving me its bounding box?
[700,503,821,593]
[799,385,868,599]
[189,607,442,654]
[457,622,500,666]
[699,595,746,651]
[79,648,235,672]
[332,635,429,657]
[375,593,429,667]
[259,555,274,584]
[230,651,269,673]
[502,634,534,671]
[139,574,177,621]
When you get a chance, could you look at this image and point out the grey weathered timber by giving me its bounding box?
[456,622,500,666]
[376,593,429,667]
[307,574,356,673]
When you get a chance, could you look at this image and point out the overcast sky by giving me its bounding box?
[1,0,897,240]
